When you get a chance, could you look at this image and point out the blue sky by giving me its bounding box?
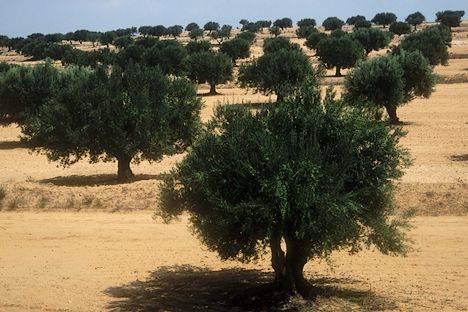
[0,0,466,37]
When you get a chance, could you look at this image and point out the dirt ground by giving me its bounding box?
[0,22,467,311]
[0,213,467,311]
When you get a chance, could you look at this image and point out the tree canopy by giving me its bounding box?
[316,35,364,76]
[322,17,345,31]
[372,12,397,28]
[159,75,412,297]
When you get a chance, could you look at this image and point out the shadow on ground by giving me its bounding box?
[0,140,32,150]
[104,265,396,311]
[39,173,168,187]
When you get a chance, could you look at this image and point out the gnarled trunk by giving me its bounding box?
[385,105,400,125]
[209,83,218,95]
[270,233,312,298]
[117,155,134,181]
[335,66,342,77]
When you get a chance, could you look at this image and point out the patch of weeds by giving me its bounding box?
[0,185,6,203]
[37,195,49,209]
[7,197,23,211]
[93,198,104,209]
[424,191,435,198]
[82,194,95,206]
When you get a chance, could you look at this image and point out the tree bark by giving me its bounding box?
[117,155,134,180]
[385,105,400,125]
[335,66,342,77]
[270,233,312,298]
[208,83,218,95]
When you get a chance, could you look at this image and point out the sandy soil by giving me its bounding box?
[0,21,467,311]
[0,212,467,311]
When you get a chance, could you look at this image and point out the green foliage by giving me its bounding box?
[331,29,346,38]
[235,31,256,44]
[347,15,367,25]
[113,35,134,49]
[115,44,145,67]
[219,38,251,63]
[166,25,184,38]
[344,51,435,124]
[316,36,364,76]
[398,25,452,66]
[273,18,293,29]
[204,21,220,32]
[436,10,465,29]
[238,49,313,101]
[22,63,202,179]
[296,26,317,39]
[159,76,411,296]
[186,40,212,54]
[209,25,232,43]
[322,17,344,31]
[297,18,316,28]
[189,28,204,40]
[372,12,397,28]
[269,26,282,37]
[99,31,117,47]
[354,19,372,29]
[241,22,261,33]
[184,51,233,95]
[305,32,328,50]
[0,61,58,125]
[351,28,392,55]
[263,37,300,54]
[0,62,11,73]
[143,40,187,75]
[185,23,199,32]
[406,12,426,29]
[389,22,412,36]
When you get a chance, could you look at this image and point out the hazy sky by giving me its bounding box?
[1,0,467,37]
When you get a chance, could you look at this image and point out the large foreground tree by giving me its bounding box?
[158,77,412,298]
[22,64,202,180]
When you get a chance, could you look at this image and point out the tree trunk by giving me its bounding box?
[270,234,312,298]
[276,93,284,103]
[208,83,218,95]
[385,105,400,125]
[335,66,342,77]
[117,156,134,180]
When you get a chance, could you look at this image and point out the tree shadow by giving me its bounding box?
[450,154,468,162]
[39,173,168,187]
[104,265,397,311]
[0,140,32,150]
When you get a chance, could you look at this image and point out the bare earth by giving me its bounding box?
[0,22,467,311]
[0,213,467,312]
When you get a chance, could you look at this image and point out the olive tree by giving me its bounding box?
[316,35,364,76]
[389,22,412,36]
[238,49,313,101]
[263,37,300,54]
[219,38,251,63]
[166,25,184,38]
[273,18,293,30]
[305,32,328,50]
[270,26,282,37]
[204,21,220,33]
[398,25,452,66]
[186,40,212,54]
[322,17,344,31]
[436,10,465,30]
[351,28,391,55]
[189,28,204,40]
[354,19,372,29]
[184,51,233,95]
[22,63,202,180]
[346,15,366,25]
[0,61,57,126]
[296,26,317,39]
[297,18,316,28]
[185,23,199,32]
[159,75,411,298]
[143,40,187,75]
[344,51,435,124]
[405,12,426,31]
[372,12,397,28]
